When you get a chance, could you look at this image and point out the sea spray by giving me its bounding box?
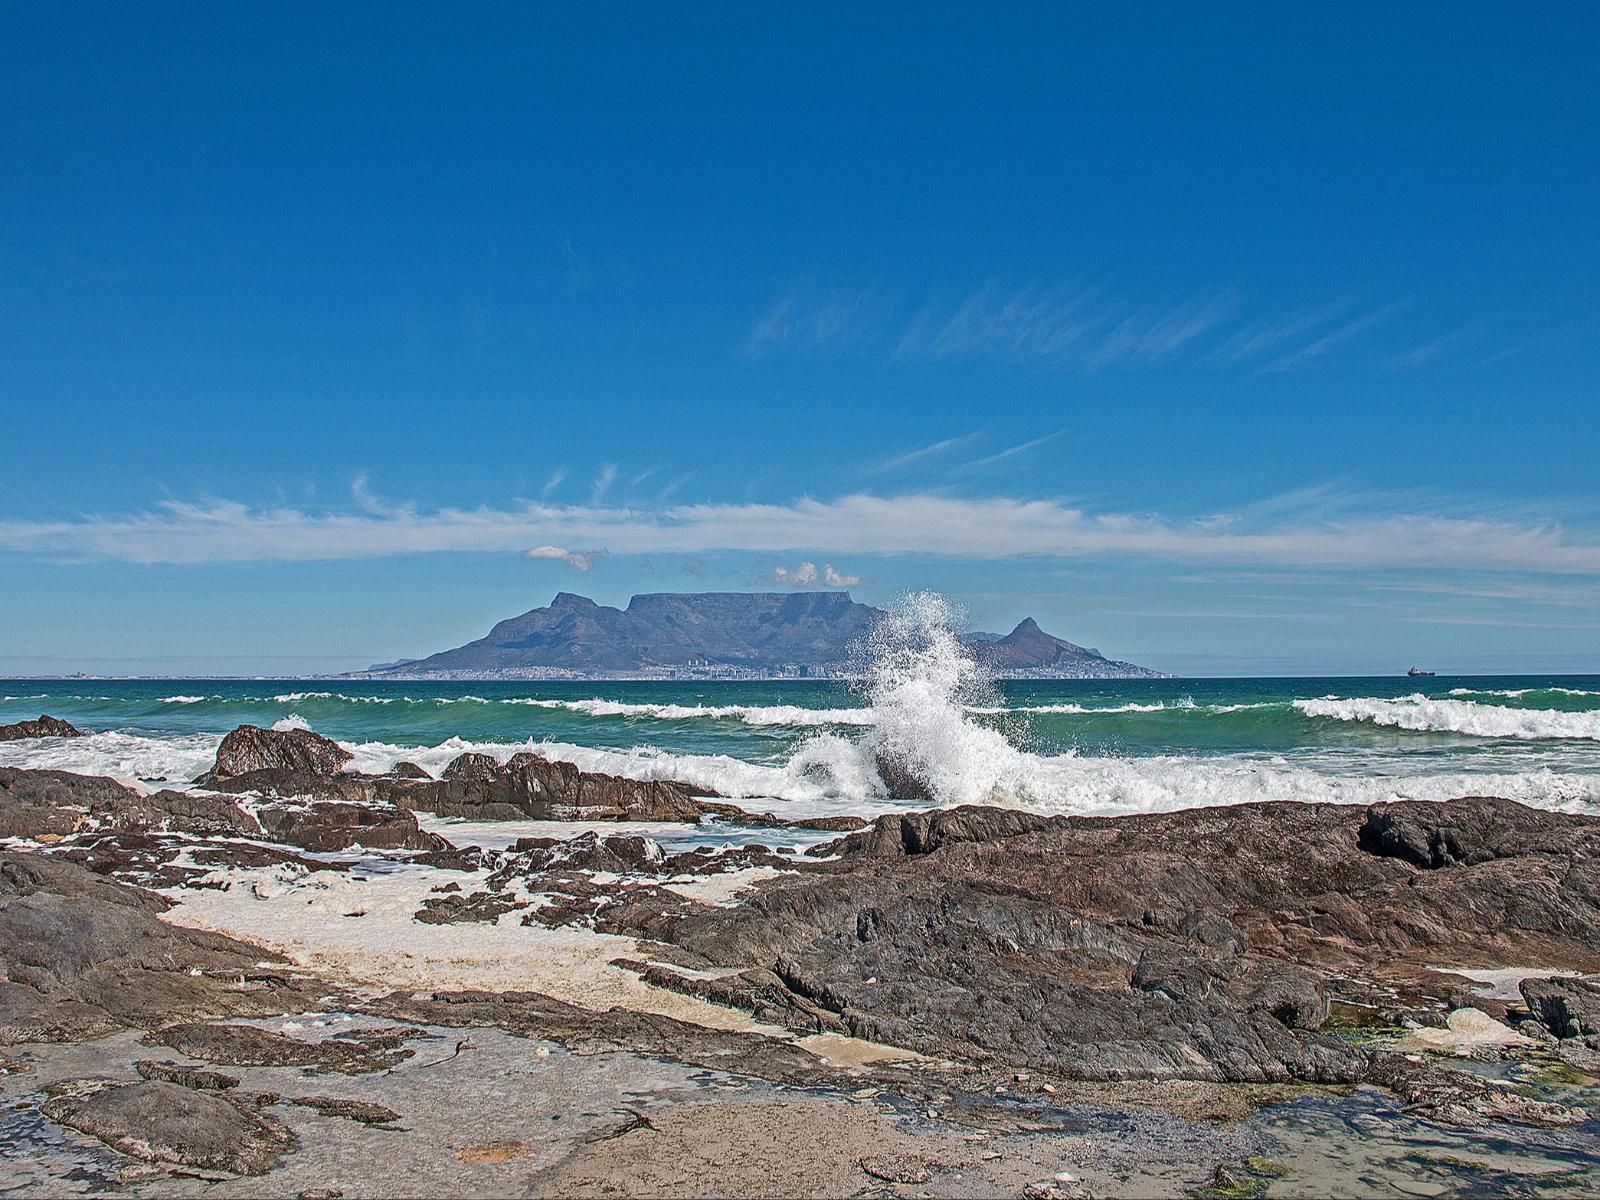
[849,591,1040,804]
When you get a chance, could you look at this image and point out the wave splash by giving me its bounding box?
[1296,695,1600,742]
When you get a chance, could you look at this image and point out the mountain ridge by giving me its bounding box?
[354,591,1164,679]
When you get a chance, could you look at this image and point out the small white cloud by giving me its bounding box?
[525,545,605,571]
[770,561,858,588]
[771,561,819,586]
[823,564,860,587]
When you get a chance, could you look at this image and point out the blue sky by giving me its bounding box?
[3,3,1598,675]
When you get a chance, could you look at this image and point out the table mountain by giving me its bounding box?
[361,591,1160,678]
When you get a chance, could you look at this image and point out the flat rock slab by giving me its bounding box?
[146,1023,416,1075]
[41,1078,292,1175]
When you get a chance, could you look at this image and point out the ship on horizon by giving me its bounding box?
[1406,666,1437,677]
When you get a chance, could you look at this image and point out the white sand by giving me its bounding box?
[1429,965,1585,1001]
[158,860,792,1037]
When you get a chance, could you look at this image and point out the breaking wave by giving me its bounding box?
[501,697,877,726]
[1296,695,1600,742]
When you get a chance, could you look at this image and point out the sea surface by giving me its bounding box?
[5,669,1600,819]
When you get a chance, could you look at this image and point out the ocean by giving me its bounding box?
[5,668,1599,819]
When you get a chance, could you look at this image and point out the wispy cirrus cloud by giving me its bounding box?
[752,282,1421,373]
[6,490,1600,576]
[745,289,882,357]
[865,432,981,475]
[1385,325,1477,369]
[589,464,618,504]
[1260,306,1394,372]
[956,429,1068,473]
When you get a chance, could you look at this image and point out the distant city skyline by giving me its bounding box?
[3,4,1597,675]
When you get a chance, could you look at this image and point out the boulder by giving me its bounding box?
[0,850,298,1043]
[0,715,84,741]
[254,800,448,853]
[41,1079,291,1175]
[1521,976,1600,1040]
[410,751,702,822]
[0,767,258,841]
[198,724,352,783]
[441,752,500,782]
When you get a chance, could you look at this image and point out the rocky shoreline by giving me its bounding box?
[3,717,1599,1196]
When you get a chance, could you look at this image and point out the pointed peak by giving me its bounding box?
[1009,617,1043,635]
[550,591,596,608]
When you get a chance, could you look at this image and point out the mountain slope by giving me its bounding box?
[365,592,1162,678]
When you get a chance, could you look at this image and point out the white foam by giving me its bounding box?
[272,691,396,704]
[272,713,311,733]
[1297,695,1600,741]
[503,697,877,726]
[157,860,790,1034]
[0,729,222,781]
[1449,687,1600,699]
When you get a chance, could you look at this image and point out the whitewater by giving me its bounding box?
[4,594,1599,817]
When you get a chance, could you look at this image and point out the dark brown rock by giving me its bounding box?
[0,715,83,741]
[135,1059,241,1090]
[41,1078,292,1174]
[199,724,353,783]
[440,752,500,782]
[1521,976,1600,1040]
[254,800,448,853]
[0,851,303,1044]
[0,768,260,841]
[290,1095,401,1125]
[647,797,1600,1089]
[405,751,702,822]
[146,1022,416,1074]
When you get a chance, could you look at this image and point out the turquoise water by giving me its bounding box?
[3,675,1599,816]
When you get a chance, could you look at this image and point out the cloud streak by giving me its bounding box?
[865,433,980,475]
[957,429,1068,473]
[756,283,1410,373]
[6,492,1600,575]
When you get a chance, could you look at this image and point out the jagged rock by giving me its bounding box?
[254,800,447,853]
[146,1022,417,1074]
[387,760,432,780]
[0,851,304,1044]
[135,1060,241,1090]
[0,715,84,741]
[41,1078,292,1174]
[289,1095,400,1125]
[649,797,1600,1088]
[196,727,706,823]
[198,725,353,783]
[695,801,867,833]
[414,890,526,925]
[441,752,500,782]
[1356,798,1578,868]
[0,767,259,841]
[873,753,935,802]
[1521,976,1600,1039]
[414,751,702,822]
